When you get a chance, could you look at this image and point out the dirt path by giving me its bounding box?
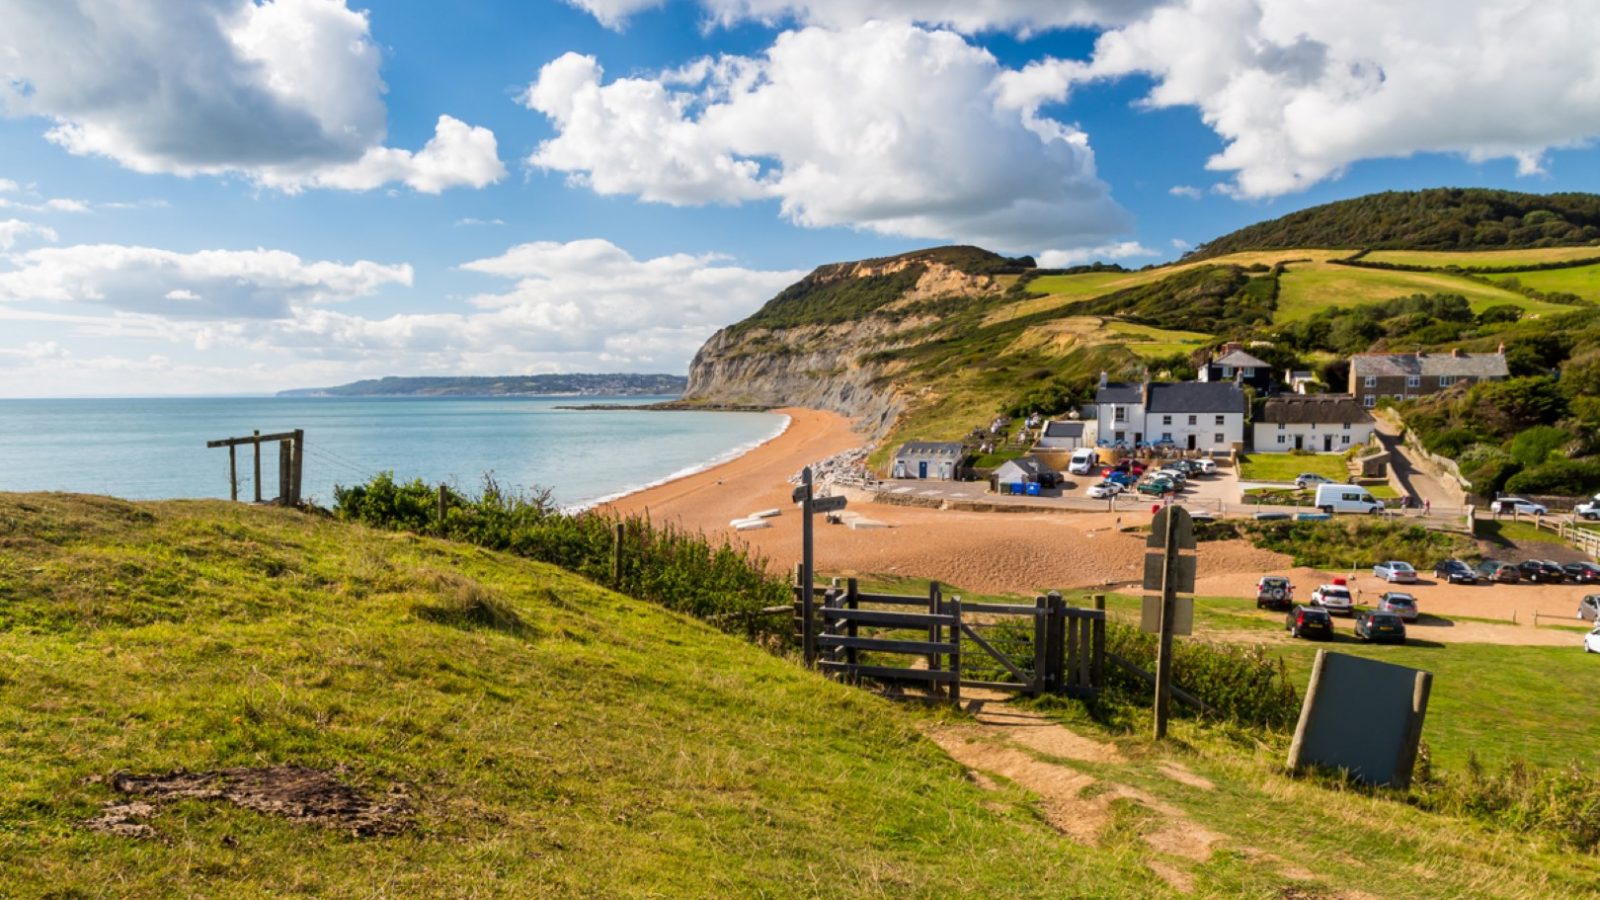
[923,692,1324,894]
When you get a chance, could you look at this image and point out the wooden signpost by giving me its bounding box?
[1144,505,1196,739]
[793,465,847,667]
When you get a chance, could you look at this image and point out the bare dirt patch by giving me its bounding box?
[82,766,411,839]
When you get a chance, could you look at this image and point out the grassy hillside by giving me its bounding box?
[1192,187,1600,258]
[0,493,1153,896]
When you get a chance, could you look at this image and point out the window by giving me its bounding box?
[1220,365,1233,378]
[1363,395,1376,408]
[1277,434,1286,445]
[1406,375,1420,388]
[1215,415,1225,426]
[1341,435,1351,445]
[1114,431,1125,443]
[1242,367,1255,378]
[1187,415,1197,425]
[1342,422,1351,429]
[1393,394,1405,401]
[1439,375,1454,387]
[1162,432,1173,443]
[1364,376,1377,388]
[1114,406,1127,423]
[1162,415,1172,425]
[1278,422,1286,430]
[1214,433,1225,444]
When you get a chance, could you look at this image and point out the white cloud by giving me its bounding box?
[0,220,58,250]
[0,245,412,319]
[0,0,502,193]
[1170,237,1192,250]
[577,0,1166,32]
[0,179,17,193]
[1037,241,1156,268]
[0,239,802,394]
[1075,0,1600,197]
[1168,185,1202,200]
[524,24,1130,252]
[455,218,507,227]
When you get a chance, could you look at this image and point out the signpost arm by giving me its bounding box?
[1154,507,1179,739]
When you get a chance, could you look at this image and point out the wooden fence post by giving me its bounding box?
[611,521,624,586]
[1048,590,1065,692]
[227,444,238,502]
[1092,593,1107,692]
[1032,595,1048,695]
[797,562,816,667]
[278,440,291,503]
[948,597,962,707]
[845,578,859,671]
[290,429,304,506]
[252,430,262,503]
[927,581,943,687]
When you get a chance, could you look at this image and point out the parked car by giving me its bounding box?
[1433,559,1478,584]
[1579,595,1600,622]
[1068,448,1100,476]
[1373,561,1417,583]
[1517,559,1566,583]
[1256,575,1294,610]
[1295,473,1335,489]
[1355,610,1407,644]
[1310,583,1354,616]
[1156,467,1188,485]
[1194,458,1217,475]
[1585,623,1600,653]
[1103,471,1136,487]
[1377,592,1419,622]
[1476,559,1520,583]
[1286,604,1334,640]
[1136,478,1176,496]
[1492,496,1548,516]
[1087,481,1123,499]
[1314,483,1384,514]
[1563,562,1600,584]
[1575,497,1600,521]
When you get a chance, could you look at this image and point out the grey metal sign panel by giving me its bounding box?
[1147,506,1196,549]
[1287,651,1432,787]
[1142,552,1196,593]
[811,495,848,514]
[1140,595,1193,635]
[792,485,810,503]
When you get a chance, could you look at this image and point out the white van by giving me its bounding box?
[1068,448,1099,476]
[1314,483,1383,514]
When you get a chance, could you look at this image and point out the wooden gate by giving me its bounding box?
[795,575,1105,702]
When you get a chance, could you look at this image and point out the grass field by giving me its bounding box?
[1237,452,1347,483]
[1103,321,1212,358]
[1362,246,1600,267]
[1485,261,1600,302]
[0,493,1163,896]
[1276,261,1570,321]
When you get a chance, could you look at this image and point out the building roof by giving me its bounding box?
[1041,420,1085,438]
[894,441,965,458]
[995,456,1057,478]
[1287,370,1315,381]
[1145,381,1247,415]
[1258,394,1374,425]
[1212,348,1271,369]
[1095,382,1143,404]
[1351,351,1508,379]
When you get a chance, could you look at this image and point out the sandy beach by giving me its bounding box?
[603,407,1593,646]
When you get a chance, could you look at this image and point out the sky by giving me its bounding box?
[3,0,1600,397]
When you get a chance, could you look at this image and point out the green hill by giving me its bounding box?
[1191,188,1600,259]
[0,493,1141,895]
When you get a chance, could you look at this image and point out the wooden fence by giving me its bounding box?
[793,575,1105,703]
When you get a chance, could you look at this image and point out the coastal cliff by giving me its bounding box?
[683,246,1027,437]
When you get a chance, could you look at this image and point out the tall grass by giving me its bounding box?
[334,473,791,643]
[1412,753,1600,852]
[1103,621,1300,730]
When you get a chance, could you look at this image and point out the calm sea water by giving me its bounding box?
[0,397,786,509]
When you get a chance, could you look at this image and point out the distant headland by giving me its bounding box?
[277,373,687,398]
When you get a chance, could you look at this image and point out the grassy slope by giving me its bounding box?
[1275,261,1569,320]
[1363,246,1600,266]
[1488,261,1600,301]
[0,494,1154,897]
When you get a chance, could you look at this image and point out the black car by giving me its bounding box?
[1355,610,1407,644]
[1517,559,1566,583]
[1286,605,1334,640]
[1433,559,1477,584]
[1564,562,1600,585]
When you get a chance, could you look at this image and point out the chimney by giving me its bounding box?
[1497,341,1506,355]
[1099,370,1109,389]
[1451,347,1463,358]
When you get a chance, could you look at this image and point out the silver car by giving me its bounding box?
[1373,561,1417,583]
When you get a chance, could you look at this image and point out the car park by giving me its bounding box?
[1517,559,1566,583]
[1433,559,1478,584]
[1310,582,1354,615]
[1286,605,1334,640]
[1256,575,1294,610]
[1377,592,1419,622]
[1373,561,1417,583]
[1355,610,1407,644]
[1476,559,1520,583]
[1564,562,1600,584]
[1295,473,1334,489]
[1580,595,1600,622]
[1492,496,1548,516]
[1086,481,1123,499]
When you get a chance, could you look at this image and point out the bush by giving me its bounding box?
[1415,755,1600,852]
[1503,458,1600,496]
[1243,520,1476,568]
[1103,621,1299,730]
[335,473,792,642]
[1508,425,1571,467]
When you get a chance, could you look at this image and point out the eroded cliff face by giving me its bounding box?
[682,255,1005,437]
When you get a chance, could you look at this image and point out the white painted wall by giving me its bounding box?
[1144,411,1245,453]
[1252,421,1374,453]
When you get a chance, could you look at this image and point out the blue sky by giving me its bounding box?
[1,0,1598,396]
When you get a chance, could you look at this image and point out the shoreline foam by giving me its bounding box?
[568,413,793,512]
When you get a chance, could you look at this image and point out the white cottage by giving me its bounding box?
[1252,395,1374,453]
[1094,378,1247,453]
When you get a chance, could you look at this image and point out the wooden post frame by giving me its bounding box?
[208,429,305,505]
[252,430,262,503]
[227,444,238,502]
[1286,649,1328,768]
[1154,506,1179,739]
[1394,671,1433,789]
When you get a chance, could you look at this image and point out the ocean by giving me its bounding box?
[0,396,787,509]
